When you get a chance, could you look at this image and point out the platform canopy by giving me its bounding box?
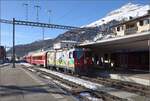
[79,31,150,52]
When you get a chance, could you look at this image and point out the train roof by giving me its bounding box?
[31,51,47,56]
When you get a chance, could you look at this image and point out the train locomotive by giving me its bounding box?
[25,48,93,74]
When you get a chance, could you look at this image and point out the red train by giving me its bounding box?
[24,48,93,74]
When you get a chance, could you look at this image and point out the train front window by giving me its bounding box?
[73,51,84,59]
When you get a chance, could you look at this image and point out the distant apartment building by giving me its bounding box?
[53,40,80,49]
[112,13,150,36]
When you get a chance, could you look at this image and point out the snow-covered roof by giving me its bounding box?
[31,51,47,57]
[60,40,79,43]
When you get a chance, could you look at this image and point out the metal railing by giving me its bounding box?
[125,27,138,35]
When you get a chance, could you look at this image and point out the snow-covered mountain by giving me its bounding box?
[85,3,150,27]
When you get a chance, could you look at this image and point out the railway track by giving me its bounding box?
[60,69,150,97]
[21,65,128,101]
[79,76,150,97]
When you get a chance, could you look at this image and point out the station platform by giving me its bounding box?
[0,63,77,101]
[97,69,150,86]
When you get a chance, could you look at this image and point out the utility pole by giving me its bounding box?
[12,18,15,68]
[34,5,41,22]
[0,16,2,46]
[0,0,1,46]
[148,39,150,86]
[148,18,150,85]
[34,4,43,51]
[23,3,29,21]
[42,27,44,51]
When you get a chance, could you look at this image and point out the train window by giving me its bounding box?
[139,20,143,26]
[33,56,42,60]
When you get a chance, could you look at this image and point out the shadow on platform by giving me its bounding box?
[0,84,68,97]
[0,63,10,68]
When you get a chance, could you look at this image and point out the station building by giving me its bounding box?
[79,14,150,71]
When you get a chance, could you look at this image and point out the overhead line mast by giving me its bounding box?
[34,5,41,22]
[0,19,78,30]
[47,10,52,24]
[0,18,79,68]
[23,3,29,21]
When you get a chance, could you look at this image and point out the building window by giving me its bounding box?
[117,26,120,31]
[139,20,143,26]
[66,44,68,47]
[143,19,149,25]
[130,24,135,28]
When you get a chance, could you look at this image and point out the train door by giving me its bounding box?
[73,50,84,74]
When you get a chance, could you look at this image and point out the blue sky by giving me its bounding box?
[0,0,149,48]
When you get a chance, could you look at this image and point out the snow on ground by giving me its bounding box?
[20,62,33,67]
[37,68,138,100]
[38,68,100,90]
[80,92,103,101]
[0,63,10,67]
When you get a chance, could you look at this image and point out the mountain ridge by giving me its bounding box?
[85,3,149,27]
